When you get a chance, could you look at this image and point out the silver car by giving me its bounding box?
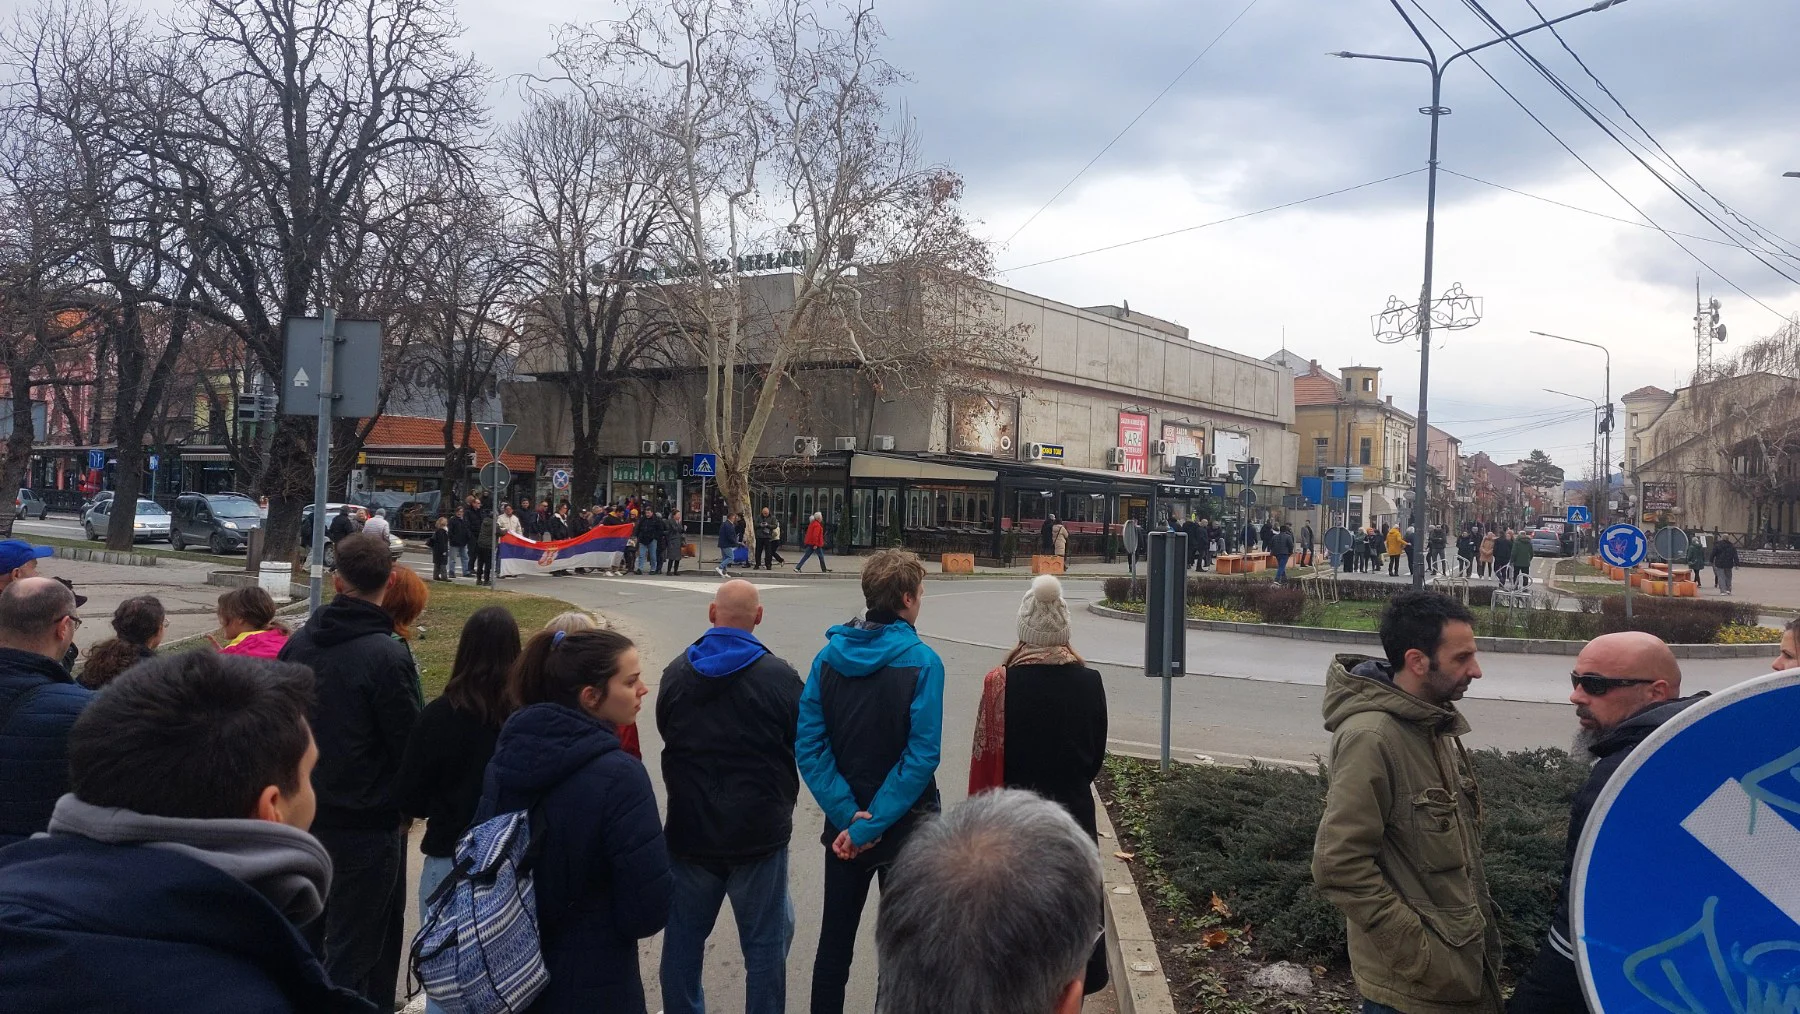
[85,498,171,542]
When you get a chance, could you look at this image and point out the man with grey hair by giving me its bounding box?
[0,576,92,846]
[875,789,1103,1014]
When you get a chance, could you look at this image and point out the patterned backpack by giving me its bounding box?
[409,807,550,1013]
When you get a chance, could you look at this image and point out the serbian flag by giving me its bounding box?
[498,524,634,576]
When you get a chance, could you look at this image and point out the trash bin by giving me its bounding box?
[258,560,293,604]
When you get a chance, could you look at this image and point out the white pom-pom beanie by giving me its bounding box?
[1017,574,1072,647]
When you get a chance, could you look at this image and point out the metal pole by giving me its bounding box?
[700,476,708,566]
[1409,66,1444,589]
[308,309,337,614]
[1160,675,1173,773]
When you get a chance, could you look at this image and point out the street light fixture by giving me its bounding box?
[1532,330,1613,510]
[1335,0,1630,587]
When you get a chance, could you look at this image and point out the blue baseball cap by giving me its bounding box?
[0,539,54,574]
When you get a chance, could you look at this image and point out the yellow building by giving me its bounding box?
[1289,360,1418,529]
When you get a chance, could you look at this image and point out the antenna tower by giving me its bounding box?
[1694,276,1726,382]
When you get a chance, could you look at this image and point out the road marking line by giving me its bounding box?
[1681,777,1800,927]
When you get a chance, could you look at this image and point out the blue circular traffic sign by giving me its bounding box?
[551,469,570,491]
[1597,523,1647,569]
[1574,671,1800,1012]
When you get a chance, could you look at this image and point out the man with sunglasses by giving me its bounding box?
[1313,589,1503,1014]
[1508,631,1704,1014]
[0,577,91,847]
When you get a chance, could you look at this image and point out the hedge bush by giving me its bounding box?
[1137,748,1587,976]
[1598,594,1758,644]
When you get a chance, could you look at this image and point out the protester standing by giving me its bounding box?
[1493,530,1515,584]
[1051,517,1069,559]
[427,517,451,582]
[215,587,290,659]
[277,534,420,1008]
[477,628,670,1013]
[448,507,471,578]
[1313,590,1503,1014]
[1039,515,1056,556]
[1479,528,1497,578]
[76,595,166,691]
[1180,516,1204,572]
[1685,534,1706,590]
[754,507,777,571]
[1384,524,1406,577]
[496,503,523,540]
[1300,522,1315,567]
[1508,632,1703,1013]
[795,512,830,573]
[968,575,1109,996]
[657,581,804,1014]
[473,505,495,586]
[1512,531,1535,588]
[360,510,390,544]
[0,578,89,848]
[798,550,944,1014]
[663,510,686,576]
[0,652,369,1013]
[327,505,358,544]
[1711,535,1738,594]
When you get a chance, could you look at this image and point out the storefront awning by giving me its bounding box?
[177,452,233,462]
[1370,493,1397,515]
[364,454,448,468]
[850,454,998,484]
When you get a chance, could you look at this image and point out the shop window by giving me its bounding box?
[935,494,947,527]
[978,493,991,524]
[951,494,964,523]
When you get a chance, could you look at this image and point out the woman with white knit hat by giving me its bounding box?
[969,573,1110,995]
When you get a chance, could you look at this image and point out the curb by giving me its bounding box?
[1094,787,1177,1014]
[1086,602,1776,659]
[51,546,159,567]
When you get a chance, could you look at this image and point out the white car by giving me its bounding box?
[85,498,171,542]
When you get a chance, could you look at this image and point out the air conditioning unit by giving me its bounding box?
[660,440,680,456]
[998,435,1014,453]
[834,436,858,452]
[1027,442,1047,460]
[871,434,895,451]
[1150,439,1170,457]
[1105,447,1128,467]
[794,436,820,457]
[640,440,658,456]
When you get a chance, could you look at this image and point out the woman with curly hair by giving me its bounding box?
[78,596,166,690]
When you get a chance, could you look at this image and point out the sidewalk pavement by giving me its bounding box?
[34,554,237,653]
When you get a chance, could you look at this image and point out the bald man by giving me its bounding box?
[656,579,804,1014]
[1508,632,1709,1013]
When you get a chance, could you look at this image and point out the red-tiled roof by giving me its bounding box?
[1295,372,1343,406]
[1621,385,1672,401]
[365,415,534,470]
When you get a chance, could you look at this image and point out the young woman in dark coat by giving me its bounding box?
[968,574,1110,995]
[474,627,670,1014]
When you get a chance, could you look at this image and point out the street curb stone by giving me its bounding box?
[1085,603,1774,659]
[52,546,158,567]
[1094,787,1178,1014]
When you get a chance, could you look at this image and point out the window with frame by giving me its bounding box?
[1314,436,1329,462]
[1359,437,1373,465]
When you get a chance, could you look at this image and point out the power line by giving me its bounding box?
[1001,0,1265,246]
[1439,169,1783,251]
[999,169,1424,273]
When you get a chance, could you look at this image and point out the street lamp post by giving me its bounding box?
[1533,331,1613,515]
[1545,387,1601,545]
[1335,0,1630,587]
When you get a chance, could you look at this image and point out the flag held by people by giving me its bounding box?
[497,524,633,576]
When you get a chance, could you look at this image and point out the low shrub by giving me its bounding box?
[1131,747,1587,977]
[1249,583,1306,624]
[1477,606,1601,642]
[1598,594,1759,644]
[1190,603,1261,623]
[1716,623,1782,644]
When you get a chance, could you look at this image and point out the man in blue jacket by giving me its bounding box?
[0,576,90,847]
[797,549,944,1014]
[658,580,803,1014]
[0,648,369,1012]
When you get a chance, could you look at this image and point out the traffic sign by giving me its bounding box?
[1598,523,1647,569]
[1235,460,1261,486]
[1239,488,1256,507]
[691,453,718,478]
[148,454,159,472]
[1652,526,1689,564]
[551,468,570,491]
[1323,526,1354,557]
[476,422,517,460]
[479,462,511,493]
[1573,670,1800,1012]
[1566,505,1591,526]
[87,450,104,470]
[281,317,381,417]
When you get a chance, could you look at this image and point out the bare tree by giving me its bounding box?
[1667,318,1800,534]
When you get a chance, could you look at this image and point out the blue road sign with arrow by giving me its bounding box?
[1598,523,1647,569]
[87,450,104,470]
[691,453,717,478]
[1574,670,1800,1012]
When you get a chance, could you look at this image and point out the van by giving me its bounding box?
[172,493,264,554]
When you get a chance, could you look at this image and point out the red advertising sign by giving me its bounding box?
[1118,412,1149,475]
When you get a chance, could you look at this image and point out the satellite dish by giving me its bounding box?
[1714,324,1728,343]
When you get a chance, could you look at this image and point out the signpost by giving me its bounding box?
[1324,525,1354,569]
[1144,531,1187,772]
[1598,522,1648,619]
[1652,527,1690,599]
[692,453,717,564]
[1567,505,1590,525]
[474,423,517,585]
[551,468,571,492]
[1573,670,1800,1013]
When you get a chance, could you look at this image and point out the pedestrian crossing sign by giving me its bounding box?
[692,453,718,478]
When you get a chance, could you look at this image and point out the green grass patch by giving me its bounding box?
[1555,558,1608,580]
[1299,600,1383,631]
[1098,599,1260,623]
[408,582,580,698]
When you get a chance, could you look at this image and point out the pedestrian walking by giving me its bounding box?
[1039,515,1057,557]
[393,606,519,1014]
[1260,520,1275,553]
[795,511,830,573]
[663,510,686,576]
[327,504,358,544]
[1710,535,1738,594]
[448,507,471,578]
[1271,524,1296,582]
[874,791,1103,1014]
[797,550,944,1014]
[1313,590,1502,1014]
[1384,524,1406,577]
[754,507,777,570]
[1685,533,1706,590]
[1508,632,1703,1013]
[76,595,166,691]
[1300,522,1315,567]
[360,509,390,544]
[1428,526,1447,575]
[0,578,89,847]
[657,581,803,1014]
[1051,517,1069,559]
[0,652,368,1013]
[428,516,452,581]
[276,534,421,1008]
[476,627,669,1013]
[1123,517,1142,579]
[1512,530,1535,588]
[769,520,786,567]
[968,575,1109,997]
[1181,516,1204,572]
[214,587,291,659]
[717,513,742,578]
[1493,530,1515,585]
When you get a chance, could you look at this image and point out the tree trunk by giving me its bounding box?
[105,445,148,551]
[259,415,318,558]
[0,371,36,539]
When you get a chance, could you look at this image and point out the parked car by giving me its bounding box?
[81,490,114,518]
[299,503,403,561]
[171,493,264,554]
[13,489,48,521]
[1526,528,1565,556]
[85,497,171,542]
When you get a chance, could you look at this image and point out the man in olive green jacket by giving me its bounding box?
[1312,590,1504,1014]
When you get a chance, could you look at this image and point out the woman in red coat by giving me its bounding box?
[793,511,829,572]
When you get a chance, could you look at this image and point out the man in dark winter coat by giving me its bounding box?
[1181,516,1205,572]
[326,504,358,543]
[0,651,371,1013]
[657,580,803,1014]
[1710,535,1739,594]
[753,506,777,571]
[277,534,420,1007]
[447,507,472,578]
[1259,520,1275,552]
[1508,632,1705,1014]
[0,577,89,847]
[1270,524,1296,582]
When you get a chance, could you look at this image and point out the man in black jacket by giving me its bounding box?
[0,577,90,847]
[1508,632,1705,1014]
[753,506,777,570]
[657,580,802,1014]
[447,506,471,578]
[277,533,420,1007]
[1180,515,1205,572]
